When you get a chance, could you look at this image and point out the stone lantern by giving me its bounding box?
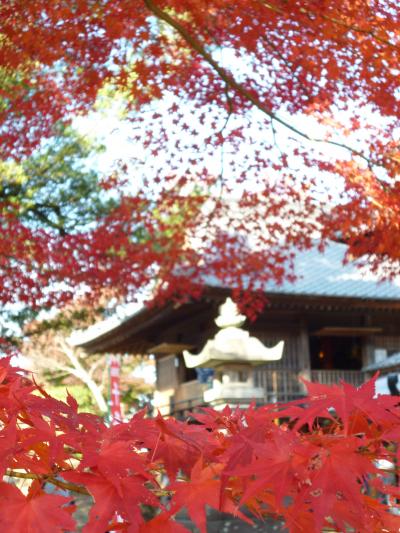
[183,298,284,407]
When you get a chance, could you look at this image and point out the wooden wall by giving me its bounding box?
[156,355,178,391]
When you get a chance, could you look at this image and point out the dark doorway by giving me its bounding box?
[309,336,362,370]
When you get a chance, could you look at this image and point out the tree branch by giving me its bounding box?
[143,0,373,165]
[259,0,400,49]
[59,340,108,413]
[5,469,90,496]
[88,357,104,380]
[6,469,175,498]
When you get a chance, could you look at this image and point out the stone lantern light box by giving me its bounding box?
[183,298,284,406]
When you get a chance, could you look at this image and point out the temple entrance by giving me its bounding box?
[309,335,362,370]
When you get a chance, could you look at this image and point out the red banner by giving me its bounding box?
[109,356,122,424]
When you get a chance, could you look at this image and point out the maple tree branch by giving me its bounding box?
[261,36,312,104]
[143,0,372,165]
[88,357,104,379]
[5,469,90,495]
[6,470,37,481]
[314,12,399,49]
[259,0,399,49]
[56,340,107,413]
[6,469,175,499]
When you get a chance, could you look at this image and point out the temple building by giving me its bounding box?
[73,241,400,415]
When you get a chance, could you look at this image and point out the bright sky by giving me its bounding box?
[73,82,392,210]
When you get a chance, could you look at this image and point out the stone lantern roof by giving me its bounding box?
[183,298,284,369]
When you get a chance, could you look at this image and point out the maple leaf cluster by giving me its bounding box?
[0,356,399,532]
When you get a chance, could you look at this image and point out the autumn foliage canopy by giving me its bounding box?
[0,357,399,532]
[2,0,400,323]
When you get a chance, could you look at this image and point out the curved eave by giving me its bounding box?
[73,305,168,354]
[73,300,212,355]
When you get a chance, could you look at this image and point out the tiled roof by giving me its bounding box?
[206,241,400,300]
[364,353,400,372]
[72,241,400,348]
[268,242,400,299]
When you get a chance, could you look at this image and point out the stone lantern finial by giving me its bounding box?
[215,297,246,329]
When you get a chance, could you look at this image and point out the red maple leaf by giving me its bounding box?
[80,438,150,480]
[0,420,17,476]
[279,375,400,434]
[150,415,207,477]
[233,429,313,508]
[292,436,378,532]
[139,513,191,533]
[168,459,248,533]
[64,471,158,533]
[0,481,75,533]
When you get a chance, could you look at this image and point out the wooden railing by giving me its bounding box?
[160,369,368,416]
[254,368,367,403]
[310,369,366,388]
[254,368,304,403]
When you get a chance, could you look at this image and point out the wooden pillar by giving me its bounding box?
[298,322,311,372]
